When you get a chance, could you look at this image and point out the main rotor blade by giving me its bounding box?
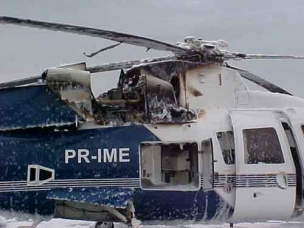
[0,56,175,89]
[0,16,188,53]
[231,53,304,60]
[226,64,292,95]
[0,76,41,89]
[87,60,141,73]
[87,55,176,73]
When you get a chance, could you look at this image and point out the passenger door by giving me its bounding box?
[282,109,304,209]
[283,109,304,164]
[230,110,296,222]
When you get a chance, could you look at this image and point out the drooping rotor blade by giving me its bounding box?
[226,64,292,95]
[83,42,122,58]
[0,16,188,53]
[87,55,176,73]
[0,75,41,89]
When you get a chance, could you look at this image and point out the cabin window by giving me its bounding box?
[243,127,284,164]
[27,165,55,186]
[29,167,36,182]
[217,131,235,164]
[39,169,53,181]
[140,142,199,190]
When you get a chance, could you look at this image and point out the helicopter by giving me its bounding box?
[1,16,304,228]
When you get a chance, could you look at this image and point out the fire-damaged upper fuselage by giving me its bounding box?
[3,15,304,228]
[1,60,304,227]
[43,60,248,127]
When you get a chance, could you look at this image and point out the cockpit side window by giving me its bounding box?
[243,127,284,164]
[217,131,235,164]
[27,165,55,186]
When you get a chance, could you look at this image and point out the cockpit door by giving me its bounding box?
[230,110,296,222]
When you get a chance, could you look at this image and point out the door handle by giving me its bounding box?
[276,173,288,189]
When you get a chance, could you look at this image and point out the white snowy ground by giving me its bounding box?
[1,211,304,228]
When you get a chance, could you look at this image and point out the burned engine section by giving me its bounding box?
[94,61,198,125]
[94,70,145,126]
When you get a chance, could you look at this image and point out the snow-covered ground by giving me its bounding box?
[1,211,304,228]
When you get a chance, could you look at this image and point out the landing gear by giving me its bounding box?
[94,201,140,228]
[95,222,114,228]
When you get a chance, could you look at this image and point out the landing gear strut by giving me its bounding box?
[95,222,114,228]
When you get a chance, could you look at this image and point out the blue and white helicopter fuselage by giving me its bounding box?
[1,61,304,228]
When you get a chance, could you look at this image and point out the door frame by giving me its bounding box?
[230,109,296,222]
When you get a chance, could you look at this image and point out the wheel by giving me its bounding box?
[95,221,114,228]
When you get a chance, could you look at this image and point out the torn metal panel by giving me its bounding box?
[0,85,81,131]
[47,187,133,208]
[53,200,127,223]
[145,75,177,122]
[130,60,208,108]
[53,200,123,222]
[144,75,196,123]
[137,62,198,123]
[45,67,93,120]
[93,60,198,125]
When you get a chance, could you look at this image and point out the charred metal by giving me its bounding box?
[93,61,198,125]
[43,61,200,127]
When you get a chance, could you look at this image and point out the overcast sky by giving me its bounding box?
[1,0,304,96]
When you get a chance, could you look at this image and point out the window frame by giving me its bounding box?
[242,127,285,165]
[27,165,55,186]
[139,140,201,191]
[216,130,235,165]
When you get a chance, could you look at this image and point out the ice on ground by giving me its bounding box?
[1,210,304,228]
[0,216,6,228]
